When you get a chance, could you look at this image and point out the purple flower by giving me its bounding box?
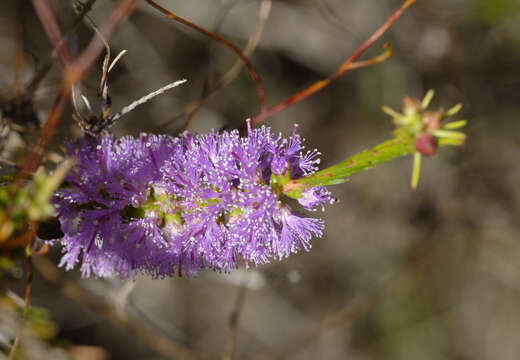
[297,187,336,212]
[52,121,336,278]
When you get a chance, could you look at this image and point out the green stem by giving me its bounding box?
[411,151,421,190]
[283,135,416,198]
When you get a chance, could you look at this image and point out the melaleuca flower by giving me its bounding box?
[52,121,336,278]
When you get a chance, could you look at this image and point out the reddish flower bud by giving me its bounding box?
[415,133,437,156]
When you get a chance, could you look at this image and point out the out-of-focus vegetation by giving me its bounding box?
[0,163,70,244]
[1,0,520,359]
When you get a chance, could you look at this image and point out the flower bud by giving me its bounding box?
[415,133,437,156]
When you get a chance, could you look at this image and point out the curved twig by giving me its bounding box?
[31,0,74,67]
[223,277,249,360]
[144,0,268,120]
[153,0,272,132]
[181,0,272,131]
[251,0,416,125]
[18,0,137,184]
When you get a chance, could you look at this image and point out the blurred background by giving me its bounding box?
[1,0,520,359]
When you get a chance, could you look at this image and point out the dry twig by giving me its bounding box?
[251,0,416,125]
[18,0,137,185]
[32,0,74,67]
[182,0,272,131]
[7,223,38,359]
[223,278,249,360]
[145,0,268,126]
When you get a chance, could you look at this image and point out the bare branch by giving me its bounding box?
[31,0,73,67]
[18,0,138,183]
[184,0,272,130]
[7,223,37,360]
[223,278,248,360]
[155,0,272,132]
[145,0,267,119]
[252,0,416,125]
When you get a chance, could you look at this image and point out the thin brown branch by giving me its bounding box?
[32,0,74,67]
[25,0,97,97]
[145,0,267,118]
[14,2,27,97]
[18,0,137,184]
[223,279,248,360]
[155,0,272,132]
[183,0,272,131]
[219,0,272,88]
[66,0,137,85]
[24,61,53,100]
[2,219,38,249]
[8,224,37,360]
[252,0,416,125]
[16,83,69,185]
[23,240,35,318]
[33,256,199,360]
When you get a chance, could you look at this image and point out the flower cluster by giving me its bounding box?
[52,121,336,278]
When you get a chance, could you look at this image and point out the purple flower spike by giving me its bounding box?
[52,123,336,278]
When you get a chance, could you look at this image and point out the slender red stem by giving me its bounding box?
[24,237,35,317]
[252,0,416,125]
[16,84,69,185]
[18,0,137,184]
[32,0,73,67]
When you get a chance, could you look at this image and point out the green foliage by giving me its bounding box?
[472,0,520,23]
[0,161,72,244]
